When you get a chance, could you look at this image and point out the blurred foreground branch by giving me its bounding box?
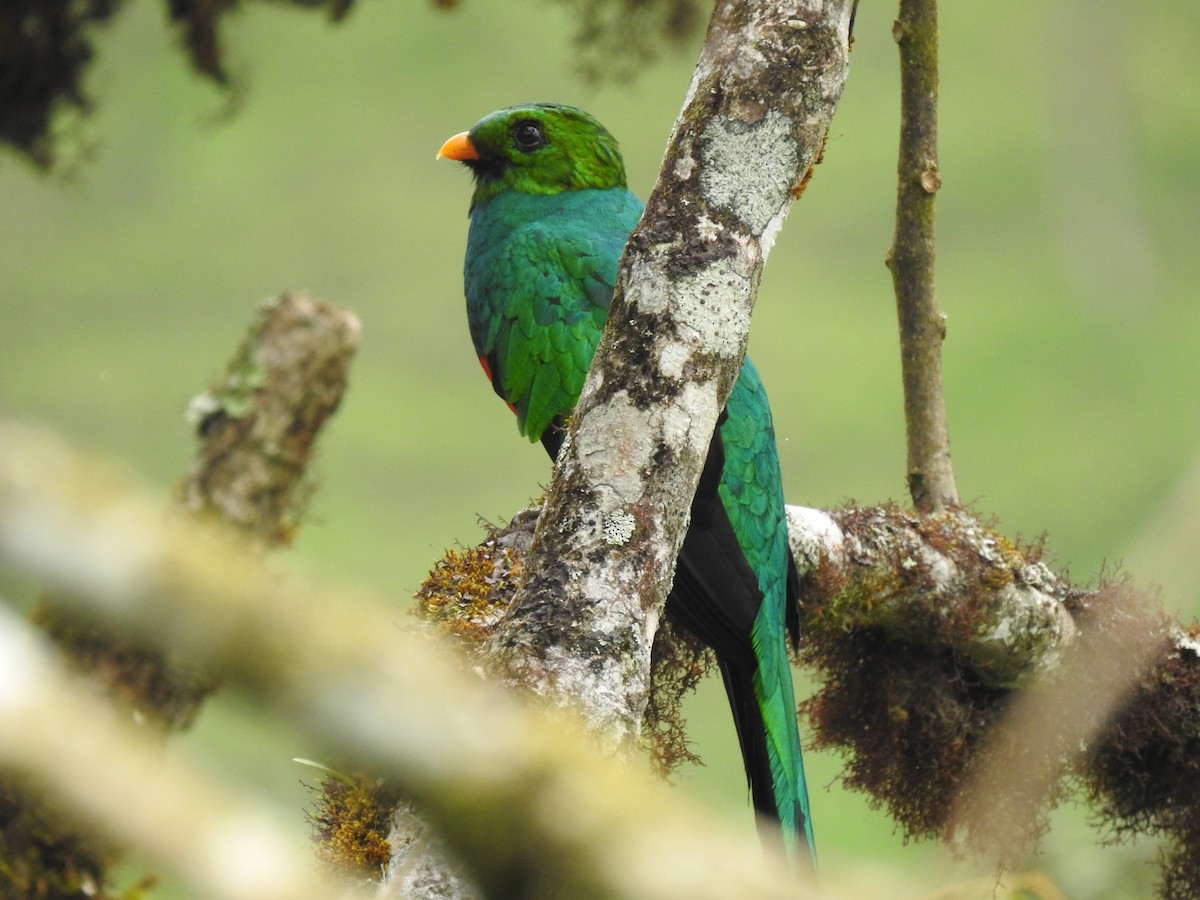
[0,607,343,900]
[2,292,358,898]
[0,422,809,900]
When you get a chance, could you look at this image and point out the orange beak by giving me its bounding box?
[437,131,479,161]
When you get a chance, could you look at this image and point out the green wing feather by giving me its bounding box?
[465,188,640,440]
[719,360,815,856]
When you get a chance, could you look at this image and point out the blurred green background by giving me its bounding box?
[2,0,1197,896]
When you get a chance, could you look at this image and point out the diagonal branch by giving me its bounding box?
[0,423,810,899]
[3,292,359,898]
[485,0,856,750]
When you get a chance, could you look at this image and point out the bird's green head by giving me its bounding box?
[438,103,628,207]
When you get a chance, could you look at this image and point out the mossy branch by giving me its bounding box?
[30,291,358,735]
[415,509,711,783]
[785,504,1076,689]
[177,291,361,550]
[885,0,958,513]
[787,502,1199,896]
[777,503,1200,894]
[424,500,1200,896]
[4,293,358,898]
[34,291,359,731]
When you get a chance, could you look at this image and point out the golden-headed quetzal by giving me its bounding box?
[438,102,814,867]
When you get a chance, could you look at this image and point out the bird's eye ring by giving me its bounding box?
[512,120,547,153]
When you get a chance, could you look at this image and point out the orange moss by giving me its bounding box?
[414,510,712,778]
[0,769,126,899]
[414,533,526,652]
[307,772,399,880]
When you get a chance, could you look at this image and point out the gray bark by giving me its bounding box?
[484,0,856,753]
[785,504,1079,688]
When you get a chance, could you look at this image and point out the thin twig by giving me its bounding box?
[886,0,958,513]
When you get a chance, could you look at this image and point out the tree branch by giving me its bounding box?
[885,0,958,513]
[433,502,1082,694]
[0,424,811,899]
[0,605,340,900]
[178,291,361,550]
[788,502,1200,894]
[485,0,856,750]
[4,292,359,898]
[428,499,1200,895]
[33,291,360,731]
[784,503,1077,689]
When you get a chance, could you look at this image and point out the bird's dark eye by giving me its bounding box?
[512,119,547,153]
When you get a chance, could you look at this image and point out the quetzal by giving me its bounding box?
[438,103,814,867]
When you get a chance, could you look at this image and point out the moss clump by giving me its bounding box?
[414,511,536,651]
[0,769,124,899]
[2,0,357,169]
[806,504,1018,652]
[643,613,713,778]
[307,771,401,881]
[800,503,1200,889]
[0,0,122,169]
[415,508,713,778]
[30,597,219,732]
[800,626,1025,854]
[1081,599,1200,900]
[797,505,1082,863]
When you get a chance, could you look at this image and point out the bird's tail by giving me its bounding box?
[717,655,815,870]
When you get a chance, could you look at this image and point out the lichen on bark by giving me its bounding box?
[483,0,855,757]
